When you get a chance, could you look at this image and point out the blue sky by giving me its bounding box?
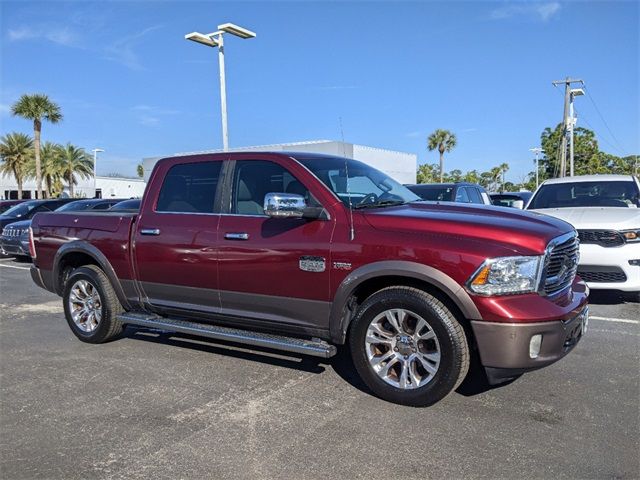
[1,0,638,181]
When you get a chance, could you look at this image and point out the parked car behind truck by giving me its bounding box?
[29,152,589,406]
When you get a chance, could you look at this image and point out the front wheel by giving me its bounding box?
[349,287,469,407]
[63,265,123,343]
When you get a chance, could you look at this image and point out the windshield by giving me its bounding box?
[1,201,38,218]
[55,201,94,212]
[296,156,420,208]
[528,181,640,209]
[409,186,454,202]
[110,199,141,210]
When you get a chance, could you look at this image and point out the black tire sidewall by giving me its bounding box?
[349,288,466,407]
[62,267,116,343]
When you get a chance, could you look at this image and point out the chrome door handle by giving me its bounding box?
[140,228,161,236]
[224,232,249,241]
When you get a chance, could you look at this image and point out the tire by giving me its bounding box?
[62,265,123,343]
[349,286,469,407]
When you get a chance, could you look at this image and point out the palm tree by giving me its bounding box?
[30,142,65,198]
[136,163,144,178]
[11,94,63,198]
[427,129,457,183]
[0,132,34,199]
[499,163,509,191]
[56,144,93,197]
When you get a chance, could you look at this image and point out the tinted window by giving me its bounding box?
[466,187,483,204]
[232,160,309,215]
[110,199,141,211]
[408,186,454,202]
[56,201,94,212]
[528,181,640,209]
[156,161,222,213]
[455,187,470,203]
[92,202,117,210]
[2,202,38,218]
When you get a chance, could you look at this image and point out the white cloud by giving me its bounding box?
[104,25,163,71]
[405,131,424,138]
[490,2,561,22]
[131,104,179,127]
[7,26,80,47]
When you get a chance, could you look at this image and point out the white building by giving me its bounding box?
[1,174,146,200]
[143,140,417,184]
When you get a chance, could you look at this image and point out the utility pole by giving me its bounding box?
[552,77,583,177]
[529,147,542,189]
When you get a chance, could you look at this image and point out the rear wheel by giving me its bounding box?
[63,265,123,343]
[349,287,469,407]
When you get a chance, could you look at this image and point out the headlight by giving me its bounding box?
[467,256,543,296]
[621,229,640,243]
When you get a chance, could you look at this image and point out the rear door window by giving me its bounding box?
[455,187,470,203]
[466,187,483,204]
[156,161,222,213]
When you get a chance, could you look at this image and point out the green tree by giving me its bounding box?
[498,163,509,191]
[0,133,33,199]
[11,94,63,199]
[56,144,93,197]
[541,124,600,177]
[427,129,457,183]
[416,163,438,184]
[137,163,144,178]
[30,142,65,198]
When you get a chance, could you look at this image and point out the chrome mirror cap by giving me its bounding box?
[264,192,306,218]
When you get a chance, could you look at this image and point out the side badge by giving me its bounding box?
[299,256,326,273]
[332,261,352,271]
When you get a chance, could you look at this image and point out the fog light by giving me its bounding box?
[529,334,543,359]
[629,259,640,266]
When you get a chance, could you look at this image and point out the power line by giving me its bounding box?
[573,106,625,155]
[582,86,626,153]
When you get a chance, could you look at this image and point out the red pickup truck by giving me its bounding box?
[29,152,589,406]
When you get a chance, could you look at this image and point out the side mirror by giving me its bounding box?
[264,192,306,218]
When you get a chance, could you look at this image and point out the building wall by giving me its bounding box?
[143,140,416,184]
[1,174,146,200]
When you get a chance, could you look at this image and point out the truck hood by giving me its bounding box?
[529,207,640,230]
[363,202,574,255]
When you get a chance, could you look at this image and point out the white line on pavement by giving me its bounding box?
[0,264,30,271]
[590,316,639,325]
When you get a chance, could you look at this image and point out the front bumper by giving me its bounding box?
[0,236,30,257]
[579,242,640,292]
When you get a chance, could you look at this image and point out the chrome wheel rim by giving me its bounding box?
[365,308,441,390]
[68,280,102,333]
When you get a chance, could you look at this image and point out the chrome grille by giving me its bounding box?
[577,229,624,247]
[543,234,580,295]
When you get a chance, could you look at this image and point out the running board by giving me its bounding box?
[117,312,337,359]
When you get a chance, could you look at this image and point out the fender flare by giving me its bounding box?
[329,260,482,343]
[52,240,132,310]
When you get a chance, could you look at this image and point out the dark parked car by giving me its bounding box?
[406,182,492,205]
[30,152,588,407]
[0,198,76,231]
[490,192,533,209]
[1,199,122,258]
[0,200,26,215]
[109,199,141,211]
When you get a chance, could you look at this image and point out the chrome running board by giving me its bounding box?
[117,312,337,358]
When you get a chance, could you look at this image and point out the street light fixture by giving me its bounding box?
[185,22,256,151]
[529,147,542,189]
[92,148,104,198]
[568,88,584,177]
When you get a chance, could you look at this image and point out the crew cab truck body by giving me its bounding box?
[29,152,589,406]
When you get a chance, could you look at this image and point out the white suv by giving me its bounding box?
[527,174,640,299]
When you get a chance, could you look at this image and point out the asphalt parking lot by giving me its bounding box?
[1,257,638,480]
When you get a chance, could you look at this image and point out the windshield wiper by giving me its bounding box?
[353,200,407,210]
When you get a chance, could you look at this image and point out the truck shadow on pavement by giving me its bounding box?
[124,327,513,401]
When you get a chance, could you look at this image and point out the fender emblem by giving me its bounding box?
[299,256,326,273]
[332,261,352,271]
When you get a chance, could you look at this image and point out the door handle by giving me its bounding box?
[140,228,161,236]
[224,232,249,241]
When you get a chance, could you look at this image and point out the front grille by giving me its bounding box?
[578,267,627,283]
[543,234,580,295]
[577,230,625,247]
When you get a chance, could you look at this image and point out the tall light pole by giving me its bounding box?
[529,147,542,189]
[568,88,584,177]
[185,23,256,152]
[92,148,104,197]
[552,78,583,177]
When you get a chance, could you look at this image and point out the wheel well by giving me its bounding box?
[56,252,99,294]
[343,275,475,344]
